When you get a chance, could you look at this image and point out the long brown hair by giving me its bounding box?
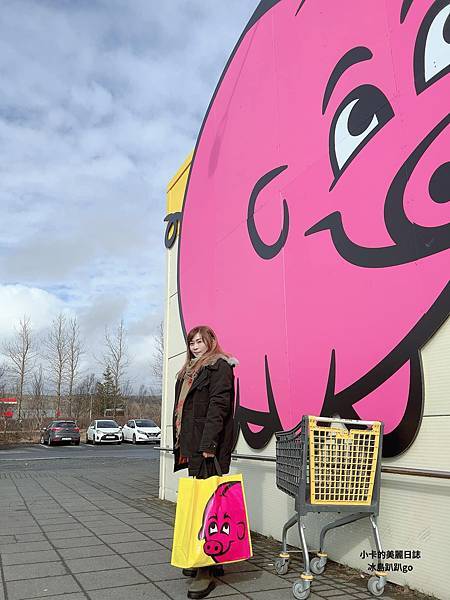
[178,325,230,379]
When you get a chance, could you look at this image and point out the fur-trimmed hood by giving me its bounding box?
[177,354,239,380]
[204,354,239,368]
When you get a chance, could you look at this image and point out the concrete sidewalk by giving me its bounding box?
[0,459,429,600]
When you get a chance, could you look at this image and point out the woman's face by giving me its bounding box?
[189,333,208,358]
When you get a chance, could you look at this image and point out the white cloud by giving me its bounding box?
[0,284,69,337]
[0,0,257,389]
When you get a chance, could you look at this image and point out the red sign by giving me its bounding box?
[3,410,13,418]
[0,398,17,404]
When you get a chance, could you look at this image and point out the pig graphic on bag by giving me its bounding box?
[198,481,251,563]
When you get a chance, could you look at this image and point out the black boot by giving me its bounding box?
[183,566,224,578]
[187,566,215,599]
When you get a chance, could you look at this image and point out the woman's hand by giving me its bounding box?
[202,451,215,458]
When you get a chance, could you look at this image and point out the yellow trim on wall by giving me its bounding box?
[166,151,193,214]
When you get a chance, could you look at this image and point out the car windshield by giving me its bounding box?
[54,421,76,428]
[96,420,118,428]
[135,419,157,428]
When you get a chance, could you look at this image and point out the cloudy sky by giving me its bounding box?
[0,0,257,391]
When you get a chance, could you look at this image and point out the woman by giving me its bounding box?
[173,325,237,599]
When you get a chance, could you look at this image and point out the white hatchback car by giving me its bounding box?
[86,420,122,445]
[122,419,161,444]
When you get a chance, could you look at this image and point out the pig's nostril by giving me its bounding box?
[428,162,450,204]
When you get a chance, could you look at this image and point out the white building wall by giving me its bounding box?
[160,181,450,600]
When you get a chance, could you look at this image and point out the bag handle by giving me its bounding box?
[212,456,222,476]
[198,455,223,478]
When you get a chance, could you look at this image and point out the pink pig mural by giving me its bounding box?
[176,0,450,456]
[198,481,251,563]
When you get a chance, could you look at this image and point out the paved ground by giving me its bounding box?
[0,444,428,600]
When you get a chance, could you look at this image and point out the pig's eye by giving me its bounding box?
[221,523,230,535]
[208,522,218,535]
[414,0,450,93]
[329,84,394,187]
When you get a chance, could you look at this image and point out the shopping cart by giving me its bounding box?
[275,415,385,599]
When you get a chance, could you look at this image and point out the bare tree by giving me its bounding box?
[72,373,95,424]
[2,316,35,422]
[0,399,12,435]
[0,362,7,396]
[44,313,69,416]
[0,363,12,435]
[151,320,164,394]
[103,319,129,416]
[66,317,84,417]
[127,384,161,424]
[121,378,132,400]
[136,384,149,418]
[30,365,47,430]
[74,373,96,424]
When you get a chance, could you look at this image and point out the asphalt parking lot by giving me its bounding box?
[0,442,160,471]
[0,444,427,600]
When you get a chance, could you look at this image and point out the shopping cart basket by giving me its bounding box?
[275,415,385,599]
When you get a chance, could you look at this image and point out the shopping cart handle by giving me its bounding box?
[313,416,381,427]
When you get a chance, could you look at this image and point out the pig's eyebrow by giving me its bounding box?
[208,514,218,520]
[400,0,414,23]
[322,46,373,114]
[223,513,231,520]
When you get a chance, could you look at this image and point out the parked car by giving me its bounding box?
[40,421,80,446]
[121,419,161,444]
[86,420,122,445]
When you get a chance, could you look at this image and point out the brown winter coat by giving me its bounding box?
[173,357,236,477]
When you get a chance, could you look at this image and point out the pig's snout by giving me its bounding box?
[203,540,224,556]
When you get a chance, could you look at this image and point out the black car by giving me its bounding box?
[40,421,81,446]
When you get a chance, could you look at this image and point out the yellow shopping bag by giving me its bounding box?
[171,469,252,569]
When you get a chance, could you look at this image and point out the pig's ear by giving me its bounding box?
[199,496,213,540]
[237,521,246,540]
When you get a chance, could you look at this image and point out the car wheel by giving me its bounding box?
[48,437,53,446]
[74,440,80,446]
[92,437,97,445]
[40,435,45,445]
[132,434,137,444]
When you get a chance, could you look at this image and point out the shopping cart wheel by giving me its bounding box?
[368,576,385,597]
[292,579,310,600]
[274,556,290,575]
[310,556,327,575]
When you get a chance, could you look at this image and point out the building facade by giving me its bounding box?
[160,2,450,597]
